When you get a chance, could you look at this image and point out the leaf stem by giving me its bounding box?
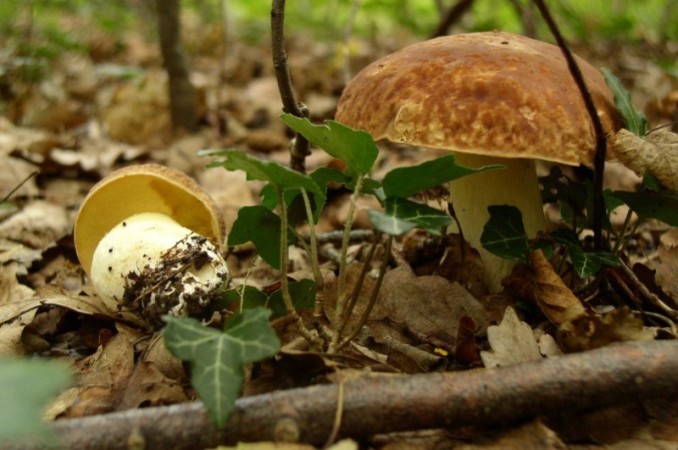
[300,188,325,317]
[330,174,365,351]
[277,188,319,345]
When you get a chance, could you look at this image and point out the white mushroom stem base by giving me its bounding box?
[449,153,545,293]
[90,212,228,324]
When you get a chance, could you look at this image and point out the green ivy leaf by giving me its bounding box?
[368,197,451,236]
[202,149,324,200]
[0,358,72,445]
[228,205,296,269]
[480,205,529,263]
[612,190,678,226]
[568,246,621,278]
[268,278,317,318]
[602,68,647,136]
[222,285,268,311]
[280,114,378,176]
[163,308,280,427]
[383,155,502,198]
[223,280,317,318]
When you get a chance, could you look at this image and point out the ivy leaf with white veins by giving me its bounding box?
[163,308,280,427]
[368,197,451,236]
[480,205,529,263]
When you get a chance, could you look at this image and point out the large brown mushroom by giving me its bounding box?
[335,31,622,292]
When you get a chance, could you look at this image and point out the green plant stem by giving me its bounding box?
[337,231,381,337]
[336,236,392,352]
[330,174,365,351]
[277,188,319,345]
[300,188,325,317]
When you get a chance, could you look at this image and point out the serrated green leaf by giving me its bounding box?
[163,309,280,427]
[480,205,529,262]
[383,155,502,198]
[202,149,323,199]
[368,197,451,236]
[0,358,72,445]
[281,114,378,176]
[228,205,296,269]
[568,246,621,278]
[612,190,678,226]
[602,68,647,136]
[268,278,317,318]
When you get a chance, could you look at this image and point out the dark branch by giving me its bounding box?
[14,341,678,449]
[532,0,609,250]
[429,0,475,39]
[271,0,310,173]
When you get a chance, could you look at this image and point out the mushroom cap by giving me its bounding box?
[335,31,622,166]
[74,164,225,276]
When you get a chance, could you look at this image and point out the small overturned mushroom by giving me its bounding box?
[74,164,228,325]
[336,31,622,292]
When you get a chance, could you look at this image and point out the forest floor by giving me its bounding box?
[1,9,678,450]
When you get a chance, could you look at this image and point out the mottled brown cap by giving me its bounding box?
[74,164,225,276]
[335,31,622,165]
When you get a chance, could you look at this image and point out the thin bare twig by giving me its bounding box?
[532,0,608,251]
[17,341,678,449]
[271,0,310,173]
[429,0,474,39]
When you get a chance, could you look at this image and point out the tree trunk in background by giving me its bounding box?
[155,0,198,132]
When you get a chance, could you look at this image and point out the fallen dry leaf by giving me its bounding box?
[457,419,566,450]
[611,128,678,191]
[0,298,40,356]
[117,361,187,410]
[480,306,542,368]
[654,228,678,302]
[557,306,654,353]
[530,249,586,326]
[0,200,71,249]
[373,265,489,349]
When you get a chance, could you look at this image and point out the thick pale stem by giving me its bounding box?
[449,153,545,292]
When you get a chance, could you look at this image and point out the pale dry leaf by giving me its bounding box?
[77,333,135,389]
[654,228,678,301]
[0,299,40,356]
[531,249,586,326]
[0,117,64,158]
[0,239,44,276]
[0,200,71,249]
[538,333,563,358]
[50,138,146,174]
[611,128,678,191]
[0,262,36,304]
[480,306,542,368]
[457,419,566,450]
